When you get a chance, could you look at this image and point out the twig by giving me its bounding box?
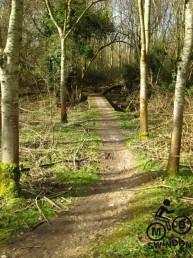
[73,131,87,168]
[31,221,46,231]
[181,196,193,201]
[20,245,41,249]
[43,196,62,210]
[48,187,72,198]
[21,158,89,171]
[14,203,34,213]
[126,184,173,192]
[35,197,49,223]
[19,107,36,113]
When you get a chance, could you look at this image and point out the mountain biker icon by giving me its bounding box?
[146,200,192,241]
[155,199,174,230]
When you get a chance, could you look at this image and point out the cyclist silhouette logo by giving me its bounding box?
[146,199,192,241]
[155,199,174,230]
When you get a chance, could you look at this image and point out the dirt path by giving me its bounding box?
[2,95,141,258]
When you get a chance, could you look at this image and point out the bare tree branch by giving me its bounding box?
[32,16,49,38]
[64,0,72,33]
[83,33,132,78]
[44,0,63,36]
[44,0,105,41]
[64,0,105,40]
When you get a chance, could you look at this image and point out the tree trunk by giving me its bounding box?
[0,26,2,51]
[144,0,151,53]
[60,37,68,123]
[167,0,193,176]
[0,26,2,132]
[139,51,148,135]
[138,0,149,136]
[0,0,23,195]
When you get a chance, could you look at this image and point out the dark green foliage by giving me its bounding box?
[149,46,167,73]
[149,45,177,90]
[41,1,114,87]
[73,9,114,42]
[80,44,94,59]
[84,67,120,88]
[42,1,66,36]
[72,8,114,59]
[42,1,114,41]
[46,46,61,81]
[0,51,4,67]
[122,63,140,91]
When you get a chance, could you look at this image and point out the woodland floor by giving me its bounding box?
[1,94,193,258]
[0,95,145,258]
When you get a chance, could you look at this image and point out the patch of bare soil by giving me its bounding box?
[2,96,145,258]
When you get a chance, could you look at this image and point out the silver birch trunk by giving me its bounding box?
[144,0,151,53]
[0,0,23,188]
[60,37,68,123]
[138,0,148,136]
[0,26,2,131]
[167,0,193,176]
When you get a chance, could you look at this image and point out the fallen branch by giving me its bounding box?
[129,184,193,192]
[31,221,46,231]
[43,196,62,210]
[181,196,193,201]
[21,157,89,171]
[48,187,72,198]
[73,131,87,168]
[20,245,41,249]
[126,184,173,192]
[35,197,49,223]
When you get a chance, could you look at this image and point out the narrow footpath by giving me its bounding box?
[3,95,141,258]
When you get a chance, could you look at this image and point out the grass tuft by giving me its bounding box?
[0,97,101,244]
[90,109,193,258]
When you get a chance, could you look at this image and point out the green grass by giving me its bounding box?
[91,172,193,258]
[0,197,55,244]
[49,165,99,196]
[89,110,193,258]
[0,97,101,244]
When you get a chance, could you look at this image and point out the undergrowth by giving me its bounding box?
[0,96,101,244]
[90,105,193,258]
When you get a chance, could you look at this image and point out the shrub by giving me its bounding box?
[122,63,140,91]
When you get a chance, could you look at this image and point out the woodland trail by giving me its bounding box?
[3,95,143,258]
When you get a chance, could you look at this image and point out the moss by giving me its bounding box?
[139,131,149,139]
[0,163,19,199]
[167,168,177,177]
[167,163,178,177]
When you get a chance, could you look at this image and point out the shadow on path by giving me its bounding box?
[3,96,161,258]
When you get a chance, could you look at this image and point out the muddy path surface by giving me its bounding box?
[2,95,144,258]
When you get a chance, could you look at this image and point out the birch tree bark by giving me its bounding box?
[144,0,151,53]
[0,0,23,194]
[167,0,193,176]
[0,25,2,131]
[60,37,68,122]
[138,0,151,136]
